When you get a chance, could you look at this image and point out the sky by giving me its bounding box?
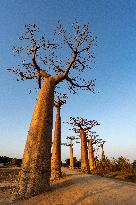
[0,0,136,162]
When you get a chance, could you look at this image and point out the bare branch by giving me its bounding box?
[53,64,96,93]
[30,46,40,71]
[66,76,96,93]
[7,67,37,81]
[62,33,75,52]
[62,135,79,146]
[65,117,100,138]
[8,22,97,94]
[53,52,78,84]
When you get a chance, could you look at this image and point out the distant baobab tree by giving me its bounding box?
[62,136,79,169]
[67,117,99,173]
[101,141,106,161]
[87,132,102,171]
[7,21,97,199]
[51,93,67,180]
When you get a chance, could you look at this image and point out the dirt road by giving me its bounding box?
[1,167,136,205]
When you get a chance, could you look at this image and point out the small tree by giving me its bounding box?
[62,136,79,169]
[65,158,70,166]
[7,22,97,199]
[100,141,106,161]
[87,132,102,171]
[67,117,99,173]
[51,94,67,180]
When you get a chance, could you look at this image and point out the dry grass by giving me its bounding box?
[0,167,20,204]
[92,157,136,183]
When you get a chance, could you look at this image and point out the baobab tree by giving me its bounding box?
[62,136,79,169]
[7,22,97,199]
[87,132,102,171]
[67,117,99,173]
[51,93,67,180]
[101,141,106,161]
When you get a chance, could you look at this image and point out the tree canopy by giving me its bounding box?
[7,21,97,94]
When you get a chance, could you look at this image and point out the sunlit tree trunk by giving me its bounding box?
[10,22,97,200]
[51,105,62,180]
[88,139,96,171]
[15,77,55,199]
[101,144,105,160]
[70,144,74,169]
[80,129,90,173]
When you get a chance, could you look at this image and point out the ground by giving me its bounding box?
[0,167,136,205]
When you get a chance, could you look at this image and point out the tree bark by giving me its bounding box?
[70,144,74,169]
[80,129,90,173]
[51,106,62,180]
[15,77,55,199]
[101,144,105,160]
[88,139,96,171]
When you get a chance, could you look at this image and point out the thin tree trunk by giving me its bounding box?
[70,144,74,169]
[80,129,90,173]
[88,139,96,171]
[51,106,62,180]
[101,144,105,160]
[15,77,55,199]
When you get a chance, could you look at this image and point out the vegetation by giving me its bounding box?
[87,132,102,171]
[66,117,99,173]
[62,136,79,169]
[93,156,136,182]
[0,156,22,167]
[100,141,106,160]
[4,18,135,203]
[63,156,136,183]
[7,21,97,199]
[51,94,67,180]
[63,157,81,168]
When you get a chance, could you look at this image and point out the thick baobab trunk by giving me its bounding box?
[51,106,62,180]
[80,129,90,173]
[88,139,96,171]
[15,77,55,200]
[70,144,74,169]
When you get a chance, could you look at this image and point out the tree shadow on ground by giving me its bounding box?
[2,172,136,205]
[51,174,97,191]
[70,180,136,205]
[1,175,92,205]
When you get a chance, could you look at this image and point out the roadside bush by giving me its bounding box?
[94,157,114,175]
[94,156,136,182]
[0,156,22,167]
[113,156,132,172]
[6,158,22,167]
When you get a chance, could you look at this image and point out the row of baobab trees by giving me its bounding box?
[51,96,106,180]
[61,135,106,172]
[6,21,101,200]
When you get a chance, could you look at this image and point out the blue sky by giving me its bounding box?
[0,0,136,162]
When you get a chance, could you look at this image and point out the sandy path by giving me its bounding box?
[2,167,136,205]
